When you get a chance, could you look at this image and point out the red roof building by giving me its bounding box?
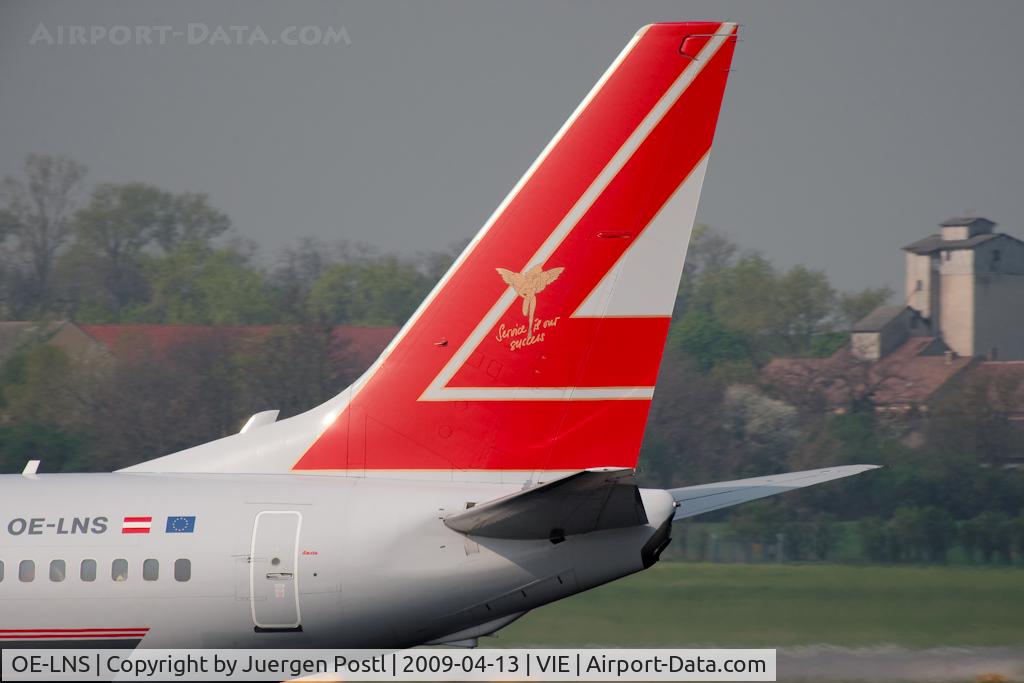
[28,322,397,375]
[763,336,974,413]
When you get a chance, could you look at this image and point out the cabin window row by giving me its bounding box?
[0,559,190,583]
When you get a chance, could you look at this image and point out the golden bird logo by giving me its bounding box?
[496,264,565,337]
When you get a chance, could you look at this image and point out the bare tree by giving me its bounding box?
[237,324,361,419]
[72,331,242,469]
[0,155,87,310]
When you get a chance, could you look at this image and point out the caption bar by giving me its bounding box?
[2,648,775,681]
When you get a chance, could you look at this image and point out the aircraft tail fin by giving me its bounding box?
[290,22,739,477]
[125,23,739,481]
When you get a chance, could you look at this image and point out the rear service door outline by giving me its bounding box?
[249,510,302,630]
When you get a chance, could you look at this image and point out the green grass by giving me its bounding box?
[497,563,1024,648]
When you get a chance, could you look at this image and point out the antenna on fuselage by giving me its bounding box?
[22,459,40,475]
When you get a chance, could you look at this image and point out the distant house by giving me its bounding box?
[0,320,112,367]
[849,305,931,362]
[763,336,972,413]
[0,321,66,360]
[764,217,1024,413]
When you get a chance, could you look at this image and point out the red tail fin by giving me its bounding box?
[294,22,738,476]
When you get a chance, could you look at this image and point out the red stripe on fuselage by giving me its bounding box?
[0,628,148,632]
[0,633,146,639]
[0,628,149,640]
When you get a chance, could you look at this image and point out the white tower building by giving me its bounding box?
[903,217,1024,360]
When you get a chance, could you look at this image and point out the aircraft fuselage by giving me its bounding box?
[0,473,673,648]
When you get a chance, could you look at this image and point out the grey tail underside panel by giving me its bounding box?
[443,468,648,539]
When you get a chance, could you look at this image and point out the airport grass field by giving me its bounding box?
[497,563,1024,648]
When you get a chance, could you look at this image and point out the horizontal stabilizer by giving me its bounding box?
[670,465,879,521]
[444,468,647,540]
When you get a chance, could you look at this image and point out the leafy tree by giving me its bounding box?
[0,155,87,312]
[720,384,799,475]
[671,310,750,371]
[676,224,738,314]
[774,265,836,352]
[685,255,838,359]
[271,238,337,321]
[0,424,87,474]
[673,228,879,366]
[727,501,786,561]
[838,286,893,328]
[808,513,841,560]
[154,191,231,251]
[806,331,847,357]
[961,512,1015,564]
[690,254,780,345]
[0,344,78,426]
[1010,515,1024,564]
[67,183,173,313]
[858,517,894,563]
[0,344,90,474]
[417,240,463,284]
[67,184,233,316]
[780,521,813,561]
[308,256,431,326]
[638,350,727,487]
[136,241,278,324]
[879,506,957,563]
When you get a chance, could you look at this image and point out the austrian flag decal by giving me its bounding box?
[121,516,152,534]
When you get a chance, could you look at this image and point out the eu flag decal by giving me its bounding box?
[165,516,196,533]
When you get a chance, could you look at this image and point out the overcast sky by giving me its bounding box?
[2,0,1022,294]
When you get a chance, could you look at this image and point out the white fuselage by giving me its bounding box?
[0,473,674,648]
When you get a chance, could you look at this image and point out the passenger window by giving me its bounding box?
[80,559,97,582]
[19,560,35,582]
[111,559,128,582]
[0,560,4,582]
[143,559,159,581]
[174,559,191,582]
[49,560,66,582]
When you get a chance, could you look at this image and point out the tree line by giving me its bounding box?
[0,155,457,325]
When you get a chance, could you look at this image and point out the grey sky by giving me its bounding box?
[2,0,1022,295]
